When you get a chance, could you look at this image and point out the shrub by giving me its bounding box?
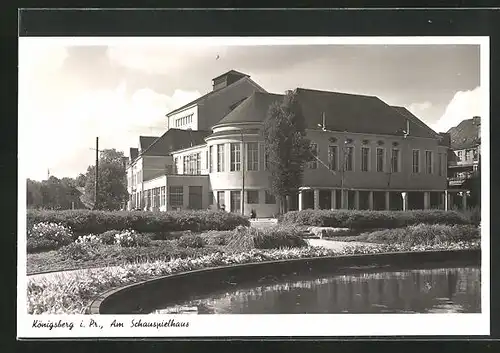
[177,234,206,248]
[75,234,102,245]
[281,209,471,229]
[461,206,481,226]
[27,222,73,253]
[59,242,102,261]
[225,225,308,251]
[27,209,250,235]
[114,230,152,248]
[358,224,479,246]
[99,230,122,245]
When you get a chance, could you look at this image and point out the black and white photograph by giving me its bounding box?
[18,35,489,337]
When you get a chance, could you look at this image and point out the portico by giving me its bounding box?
[296,187,470,211]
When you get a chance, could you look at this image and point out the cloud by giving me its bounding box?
[408,101,432,114]
[106,45,227,75]
[432,86,482,133]
[20,80,201,181]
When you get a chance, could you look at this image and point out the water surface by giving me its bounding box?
[151,266,480,314]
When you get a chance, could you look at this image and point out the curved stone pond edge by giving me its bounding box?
[88,249,480,314]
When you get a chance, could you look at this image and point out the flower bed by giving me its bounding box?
[27,209,250,236]
[27,240,480,315]
[281,209,472,229]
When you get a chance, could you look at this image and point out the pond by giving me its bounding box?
[150,265,480,314]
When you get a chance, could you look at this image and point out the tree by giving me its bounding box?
[263,90,313,214]
[83,149,128,211]
[27,176,84,210]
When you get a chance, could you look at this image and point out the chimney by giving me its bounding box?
[322,112,326,131]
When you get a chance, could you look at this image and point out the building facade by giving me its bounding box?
[126,70,465,216]
[446,116,481,208]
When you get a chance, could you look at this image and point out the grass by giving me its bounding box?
[27,240,480,315]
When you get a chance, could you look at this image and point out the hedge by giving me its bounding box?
[280,209,471,229]
[27,209,250,236]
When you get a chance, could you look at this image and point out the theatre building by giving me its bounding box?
[127,70,461,217]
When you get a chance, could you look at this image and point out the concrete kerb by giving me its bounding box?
[87,249,480,315]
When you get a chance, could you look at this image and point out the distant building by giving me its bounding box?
[126,70,463,216]
[446,116,481,208]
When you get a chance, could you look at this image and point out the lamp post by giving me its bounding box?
[240,129,245,216]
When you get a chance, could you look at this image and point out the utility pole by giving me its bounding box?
[94,137,99,210]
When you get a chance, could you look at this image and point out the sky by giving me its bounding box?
[19,39,483,181]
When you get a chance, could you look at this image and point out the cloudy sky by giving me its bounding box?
[19,39,482,181]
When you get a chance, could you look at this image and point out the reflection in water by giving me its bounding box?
[151,267,480,314]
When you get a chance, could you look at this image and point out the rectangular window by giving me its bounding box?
[247,142,259,171]
[209,145,214,172]
[247,190,259,204]
[265,190,276,204]
[161,186,166,206]
[473,148,479,161]
[183,155,188,175]
[230,143,241,171]
[174,157,178,174]
[328,145,338,171]
[309,143,318,169]
[412,150,420,173]
[205,151,209,169]
[196,152,201,175]
[425,151,433,174]
[465,149,472,161]
[169,186,183,208]
[457,150,463,161]
[345,146,354,171]
[361,147,370,172]
[391,149,400,173]
[217,191,225,208]
[217,144,225,172]
[376,148,385,172]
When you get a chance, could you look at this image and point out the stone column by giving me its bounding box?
[444,190,450,211]
[402,192,408,211]
[462,192,468,210]
[298,191,303,211]
[331,190,336,210]
[314,189,320,210]
[385,191,390,210]
[368,191,374,210]
[354,190,360,210]
[424,191,431,210]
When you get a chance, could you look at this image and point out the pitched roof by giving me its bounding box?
[213,89,438,139]
[166,74,251,117]
[391,106,439,138]
[129,148,139,161]
[139,136,159,151]
[447,117,481,149]
[141,129,211,157]
[214,92,284,126]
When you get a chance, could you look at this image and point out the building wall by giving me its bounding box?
[172,145,209,175]
[197,78,266,130]
[304,130,448,191]
[166,175,210,211]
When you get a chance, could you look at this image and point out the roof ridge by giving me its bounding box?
[295,87,378,99]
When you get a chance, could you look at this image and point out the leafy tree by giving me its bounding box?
[263,90,313,214]
[75,173,87,188]
[27,177,84,210]
[83,149,128,210]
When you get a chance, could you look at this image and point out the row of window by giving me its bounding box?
[208,142,260,173]
[456,148,479,162]
[309,144,401,173]
[130,188,278,210]
[309,144,446,175]
[175,113,194,127]
[129,170,143,187]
